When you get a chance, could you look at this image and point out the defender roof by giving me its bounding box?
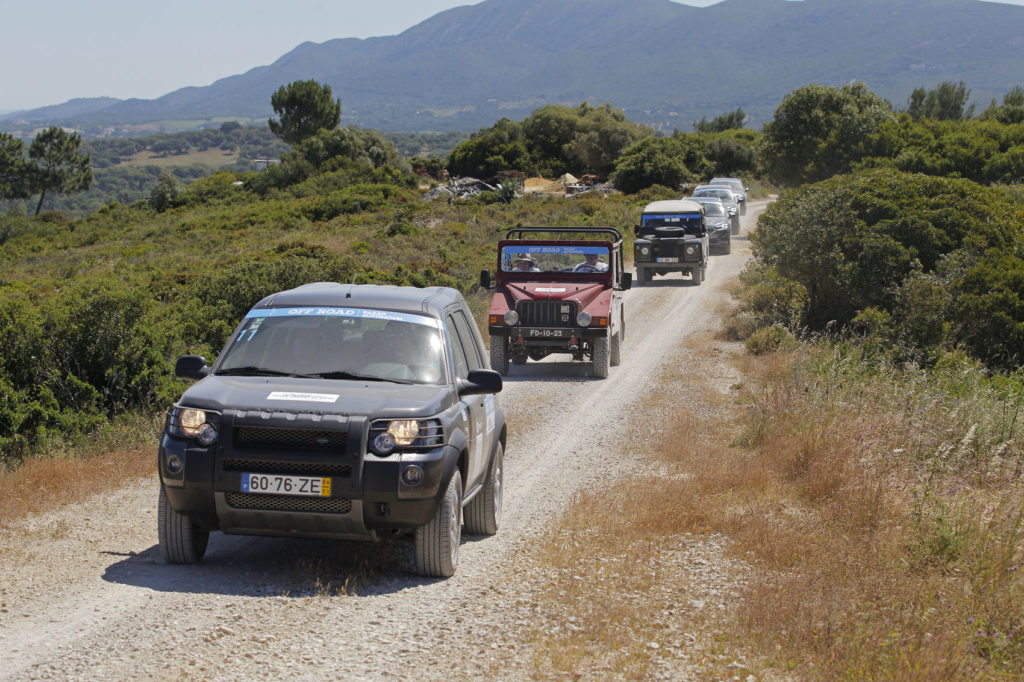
[253,282,462,318]
[641,199,705,214]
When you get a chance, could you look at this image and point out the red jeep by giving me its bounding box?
[480,227,631,379]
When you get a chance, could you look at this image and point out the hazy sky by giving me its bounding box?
[2,0,1023,112]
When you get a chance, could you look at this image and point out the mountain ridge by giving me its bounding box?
[2,0,1022,135]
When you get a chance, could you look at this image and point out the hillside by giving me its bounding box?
[2,0,1023,135]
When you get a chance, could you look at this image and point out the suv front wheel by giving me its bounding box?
[415,470,463,577]
[158,487,209,564]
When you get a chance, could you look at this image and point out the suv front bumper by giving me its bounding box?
[159,417,459,540]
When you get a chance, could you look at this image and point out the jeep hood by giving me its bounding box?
[178,376,452,420]
[504,282,607,308]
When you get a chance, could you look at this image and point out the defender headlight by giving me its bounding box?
[686,246,695,255]
[577,311,592,327]
[503,310,519,326]
[640,246,650,256]
[168,407,220,446]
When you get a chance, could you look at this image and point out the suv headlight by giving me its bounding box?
[370,418,444,455]
[167,406,220,446]
[577,311,592,327]
[503,310,519,326]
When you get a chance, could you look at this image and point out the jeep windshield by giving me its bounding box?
[500,244,611,273]
[215,307,447,385]
[638,213,704,238]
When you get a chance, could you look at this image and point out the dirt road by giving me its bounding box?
[0,202,766,680]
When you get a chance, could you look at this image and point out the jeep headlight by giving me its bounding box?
[577,311,592,327]
[503,310,519,326]
[686,246,695,255]
[637,245,651,261]
[168,407,220,446]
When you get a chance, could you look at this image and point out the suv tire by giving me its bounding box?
[610,331,621,366]
[415,470,462,577]
[465,443,503,535]
[636,267,648,286]
[489,337,509,375]
[692,266,704,286]
[592,337,610,379]
[158,487,209,564]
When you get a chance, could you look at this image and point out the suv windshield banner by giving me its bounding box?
[245,307,440,327]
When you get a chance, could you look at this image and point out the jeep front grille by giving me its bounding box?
[225,492,353,515]
[519,300,578,327]
[234,426,348,451]
[222,458,353,477]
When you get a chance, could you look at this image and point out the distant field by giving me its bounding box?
[118,148,239,168]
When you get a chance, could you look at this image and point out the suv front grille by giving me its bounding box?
[225,492,353,514]
[222,458,353,477]
[234,426,348,451]
[519,300,577,327]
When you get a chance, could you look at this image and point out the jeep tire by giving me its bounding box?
[158,486,209,564]
[636,267,648,286]
[692,265,704,286]
[610,331,621,366]
[592,336,610,379]
[465,442,503,536]
[489,336,509,375]
[415,469,462,578]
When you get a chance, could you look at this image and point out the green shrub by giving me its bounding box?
[745,324,799,355]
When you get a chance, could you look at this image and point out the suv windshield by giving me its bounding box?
[216,307,446,385]
[500,244,611,273]
[638,212,704,237]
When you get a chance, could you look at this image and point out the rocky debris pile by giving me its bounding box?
[423,176,497,202]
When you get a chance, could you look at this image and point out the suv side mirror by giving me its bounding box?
[620,272,632,291]
[175,355,210,379]
[633,224,640,237]
[479,269,492,289]
[458,368,503,396]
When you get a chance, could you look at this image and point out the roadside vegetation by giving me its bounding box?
[2,74,1024,676]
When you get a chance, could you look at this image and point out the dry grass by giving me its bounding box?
[0,412,161,527]
[523,334,1024,679]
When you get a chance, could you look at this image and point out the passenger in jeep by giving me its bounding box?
[573,252,608,273]
[512,254,540,272]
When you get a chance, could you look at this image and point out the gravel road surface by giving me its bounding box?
[0,202,767,681]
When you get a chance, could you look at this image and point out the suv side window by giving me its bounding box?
[451,310,484,370]
[447,315,470,379]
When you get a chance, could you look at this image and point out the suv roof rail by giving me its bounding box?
[504,226,623,242]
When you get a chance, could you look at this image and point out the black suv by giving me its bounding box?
[158,283,506,578]
[633,199,710,285]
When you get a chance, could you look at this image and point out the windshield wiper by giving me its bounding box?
[216,366,293,377]
[315,371,414,384]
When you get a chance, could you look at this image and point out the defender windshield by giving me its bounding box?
[216,307,446,385]
[639,213,704,237]
[500,244,611,273]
